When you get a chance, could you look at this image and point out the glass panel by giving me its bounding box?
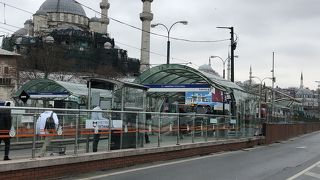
[159,113,179,146]
[178,113,193,144]
[143,112,159,148]
[194,114,206,143]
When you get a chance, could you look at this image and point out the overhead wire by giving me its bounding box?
[1,1,229,43]
[74,1,230,43]
[0,1,213,67]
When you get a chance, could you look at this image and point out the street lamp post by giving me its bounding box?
[250,76,272,120]
[210,56,227,79]
[151,21,188,64]
[209,55,228,115]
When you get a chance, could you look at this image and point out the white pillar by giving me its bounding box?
[100,0,110,34]
[140,0,153,73]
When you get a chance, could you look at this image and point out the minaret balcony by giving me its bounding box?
[140,12,153,21]
[100,2,110,9]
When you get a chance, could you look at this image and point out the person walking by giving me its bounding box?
[91,105,108,152]
[0,102,12,160]
[36,104,59,157]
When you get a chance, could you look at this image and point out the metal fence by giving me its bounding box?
[0,106,262,160]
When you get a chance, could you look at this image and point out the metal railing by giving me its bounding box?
[0,106,262,160]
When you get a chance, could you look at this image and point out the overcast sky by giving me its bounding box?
[1,0,319,90]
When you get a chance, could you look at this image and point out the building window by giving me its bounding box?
[0,78,12,85]
[4,67,9,74]
[64,14,68,22]
[71,15,75,23]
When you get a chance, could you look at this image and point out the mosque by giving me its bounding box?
[1,0,140,76]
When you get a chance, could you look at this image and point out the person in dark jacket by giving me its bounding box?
[0,102,12,160]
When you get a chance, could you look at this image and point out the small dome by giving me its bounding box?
[296,88,313,96]
[104,42,112,49]
[13,28,28,36]
[90,17,100,22]
[38,0,86,17]
[24,19,33,25]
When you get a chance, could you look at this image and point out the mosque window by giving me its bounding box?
[52,13,56,21]
[48,14,52,21]
[72,15,75,23]
[64,14,68,22]
[56,13,60,21]
[60,14,64,22]
[79,17,83,24]
[0,78,12,85]
[75,15,79,23]
[68,14,72,23]
[4,67,9,74]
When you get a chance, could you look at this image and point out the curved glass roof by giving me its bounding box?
[134,64,243,97]
[13,79,110,100]
[37,0,86,17]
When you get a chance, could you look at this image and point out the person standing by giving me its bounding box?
[91,105,108,152]
[36,104,59,157]
[0,102,12,160]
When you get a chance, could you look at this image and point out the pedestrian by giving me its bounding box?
[91,105,108,152]
[145,113,151,144]
[36,104,59,157]
[0,102,12,160]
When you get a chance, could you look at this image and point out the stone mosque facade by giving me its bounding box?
[1,0,140,76]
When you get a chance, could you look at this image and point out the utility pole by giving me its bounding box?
[271,52,275,123]
[217,26,236,82]
[230,27,235,82]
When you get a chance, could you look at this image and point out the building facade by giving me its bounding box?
[0,49,19,101]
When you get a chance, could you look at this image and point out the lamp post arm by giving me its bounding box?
[168,21,183,37]
[154,23,169,40]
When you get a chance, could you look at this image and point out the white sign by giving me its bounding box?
[21,116,33,123]
[210,118,218,124]
[86,119,123,129]
[230,119,237,124]
[85,119,109,129]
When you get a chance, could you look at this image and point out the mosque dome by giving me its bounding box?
[198,64,215,74]
[37,0,86,17]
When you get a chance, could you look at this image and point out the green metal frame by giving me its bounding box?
[134,64,237,93]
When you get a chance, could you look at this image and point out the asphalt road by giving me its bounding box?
[66,132,320,180]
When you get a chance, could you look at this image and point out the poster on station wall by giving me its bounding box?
[185,88,223,104]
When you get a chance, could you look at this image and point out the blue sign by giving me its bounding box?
[145,84,211,92]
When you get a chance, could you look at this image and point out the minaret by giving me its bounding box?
[140,0,153,72]
[249,66,252,85]
[100,0,110,35]
[300,72,304,89]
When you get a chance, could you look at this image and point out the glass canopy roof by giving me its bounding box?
[13,79,111,100]
[134,64,243,98]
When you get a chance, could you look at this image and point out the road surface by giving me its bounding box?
[66,132,320,180]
